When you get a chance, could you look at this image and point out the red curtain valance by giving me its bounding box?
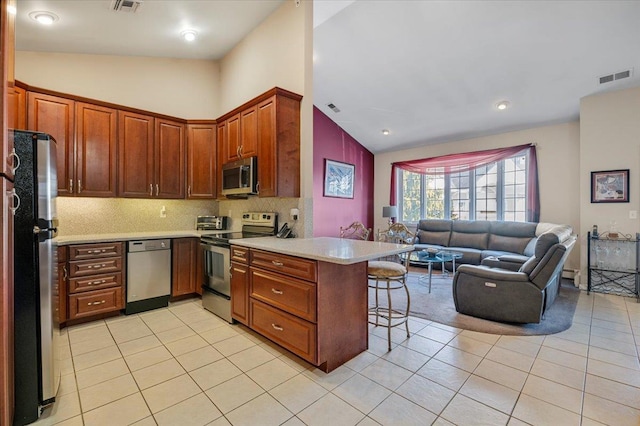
[390,144,540,222]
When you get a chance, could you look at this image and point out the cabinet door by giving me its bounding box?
[196,242,204,296]
[256,97,276,197]
[172,238,197,296]
[57,249,67,324]
[186,123,216,199]
[216,122,226,198]
[27,93,75,196]
[7,86,25,131]
[75,103,117,197]
[155,118,185,199]
[239,105,257,159]
[225,113,240,163]
[118,111,154,198]
[230,261,249,325]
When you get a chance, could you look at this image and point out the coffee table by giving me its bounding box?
[402,249,464,293]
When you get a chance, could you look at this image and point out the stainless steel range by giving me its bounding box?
[200,212,277,322]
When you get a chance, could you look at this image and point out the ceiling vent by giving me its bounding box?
[111,0,142,13]
[599,68,633,85]
[327,103,341,113]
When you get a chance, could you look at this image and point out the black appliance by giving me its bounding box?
[200,212,277,322]
[13,130,60,425]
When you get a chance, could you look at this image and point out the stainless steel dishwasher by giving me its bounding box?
[125,239,172,314]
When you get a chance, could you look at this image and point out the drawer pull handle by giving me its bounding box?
[89,280,107,286]
[271,324,284,332]
[271,288,283,295]
[87,300,106,306]
[271,261,284,266]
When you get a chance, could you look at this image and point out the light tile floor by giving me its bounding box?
[33,284,640,426]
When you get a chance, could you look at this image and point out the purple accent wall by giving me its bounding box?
[313,107,374,238]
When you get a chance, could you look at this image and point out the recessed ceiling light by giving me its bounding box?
[496,101,510,111]
[181,30,198,42]
[382,129,390,135]
[29,11,58,25]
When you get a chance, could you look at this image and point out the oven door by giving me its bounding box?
[202,242,231,297]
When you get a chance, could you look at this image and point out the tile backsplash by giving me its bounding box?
[56,196,313,237]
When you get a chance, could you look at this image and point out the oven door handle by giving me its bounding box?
[201,285,231,300]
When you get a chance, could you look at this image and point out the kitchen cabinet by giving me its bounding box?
[155,118,185,199]
[118,112,185,199]
[57,246,67,324]
[26,92,75,196]
[65,242,125,321]
[75,102,118,197]
[216,88,301,198]
[187,122,217,199]
[239,247,366,372]
[230,246,250,325]
[7,85,25,131]
[172,238,199,297]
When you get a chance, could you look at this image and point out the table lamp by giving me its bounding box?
[382,206,398,226]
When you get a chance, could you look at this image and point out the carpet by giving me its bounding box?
[370,270,581,336]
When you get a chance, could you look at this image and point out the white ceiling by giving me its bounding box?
[14,1,640,155]
[15,0,284,60]
[314,1,640,153]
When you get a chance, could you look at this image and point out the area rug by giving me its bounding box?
[370,270,581,336]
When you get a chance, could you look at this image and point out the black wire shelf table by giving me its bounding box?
[587,231,639,301]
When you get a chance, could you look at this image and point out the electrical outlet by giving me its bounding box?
[160,206,166,218]
[630,210,637,219]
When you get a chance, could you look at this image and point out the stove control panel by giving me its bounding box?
[241,212,277,227]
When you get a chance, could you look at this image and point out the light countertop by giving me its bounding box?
[229,236,414,265]
[55,230,234,245]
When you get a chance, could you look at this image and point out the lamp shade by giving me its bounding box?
[382,206,398,218]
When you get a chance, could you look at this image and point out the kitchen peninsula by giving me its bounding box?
[228,237,413,372]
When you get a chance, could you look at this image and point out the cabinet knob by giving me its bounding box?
[69,179,73,193]
[156,184,159,196]
[78,180,82,193]
[149,184,153,196]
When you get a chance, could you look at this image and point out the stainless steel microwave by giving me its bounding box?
[221,156,258,197]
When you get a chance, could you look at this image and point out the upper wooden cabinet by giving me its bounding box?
[118,112,185,199]
[187,122,217,199]
[118,110,154,198]
[217,88,301,198]
[27,93,75,196]
[155,118,185,199]
[75,103,118,197]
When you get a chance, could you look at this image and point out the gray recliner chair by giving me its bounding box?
[452,226,576,323]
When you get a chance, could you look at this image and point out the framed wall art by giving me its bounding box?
[591,169,629,203]
[324,159,355,199]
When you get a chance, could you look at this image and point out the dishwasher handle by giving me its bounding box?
[128,239,171,252]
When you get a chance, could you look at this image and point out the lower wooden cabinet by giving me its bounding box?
[63,241,125,322]
[172,238,199,297]
[230,261,249,325]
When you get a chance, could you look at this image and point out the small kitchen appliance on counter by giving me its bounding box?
[200,212,277,322]
[196,215,229,231]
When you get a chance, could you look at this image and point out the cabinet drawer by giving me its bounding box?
[250,250,317,282]
[250,268,316,322]
[69,242,124,260]
[69,272,122,294]
[250,299,316,364]
[231,246,249,263]
[68,257,122,277]
[68,287,123,319]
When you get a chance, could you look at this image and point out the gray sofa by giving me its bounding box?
[414,219,576,323]
[414,219,567,269]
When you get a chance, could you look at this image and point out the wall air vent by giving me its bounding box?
[327,103,341,113]
[111,0,142,13]
[599,68,633,85]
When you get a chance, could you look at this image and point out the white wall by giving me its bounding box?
[15,51,220,119]
[579,86,640,280]
[219,0,314,235]
[374,121,581,270]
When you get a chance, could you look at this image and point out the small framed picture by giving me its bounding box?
[324,159,355,199]
[591,169,629,203]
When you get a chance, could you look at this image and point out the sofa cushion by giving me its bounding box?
[488,234,532,255]
[490,221,537,237]
[450,220,490,250]
[416,219,452,246]
[446,247,482,265]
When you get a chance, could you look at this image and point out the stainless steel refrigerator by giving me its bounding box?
[13,130,60,425]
